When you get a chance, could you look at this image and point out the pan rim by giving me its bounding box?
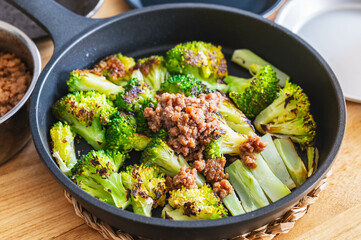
[30,2,346,231]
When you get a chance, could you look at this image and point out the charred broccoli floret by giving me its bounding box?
[226,65,280,118]
[50,121,77,176]
[218,97,255,135]
[66,69,123,98]
[254,79,316,148]
[53,91,116,150]
[160,74,210,97]
[141,138,205,186]
[114,78,157,134]
[71,150,130,209]
[165,41,228,91]
[161,185,227,220]
[208,118,248,157]
[131,56,169,90]
[121,164,167,217]
[106,112,151,152]
[93,53,135,85]
[203,138,223,160]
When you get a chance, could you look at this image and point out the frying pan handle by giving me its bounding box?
[5,0,104,53]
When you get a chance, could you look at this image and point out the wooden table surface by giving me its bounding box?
[1,1,361,239]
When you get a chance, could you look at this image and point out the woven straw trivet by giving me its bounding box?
[64,170,332,240]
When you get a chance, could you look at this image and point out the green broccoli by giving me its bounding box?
[160,74,210,97]
[204,118,248,157]
[222,191,245,216]
[141,138,205,186]
[165,41,228,91]
[106,112,151,152]
[121,164,167,217]
[93,53,135,85]
[104,149,128,172]
[203,138,223,160]
[66,69,123,97]
[131,56,169,90]
[273,138,308,187]
[50,121,77,176]
[114,78,157,135]
[161,185,228,220]
[218,97,255,135]
[71,150,130,209]
[53,91,116,150]
[231,49,289,86]
[225,65,280,118]
[254,79,316,148]
[225,160,269,212]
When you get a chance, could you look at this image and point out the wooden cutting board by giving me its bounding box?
[1,0,361,239]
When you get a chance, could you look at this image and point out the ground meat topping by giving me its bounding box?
[144,92,223,161]
[193,159,206,172]
[0,52,31,117]
[239,132,267,169]
[213,179,233,199]
[203,158,228,183]
[166,166,198,190]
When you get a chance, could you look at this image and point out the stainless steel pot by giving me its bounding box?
[0,20,41,165]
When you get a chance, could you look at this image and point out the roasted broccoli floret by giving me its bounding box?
[131,56,169,90]
[161,185,227,220]
[160,74,210,97]
[71,150,130,209]
[114,78,156,134]
[165,41,228,91]
[106,112,151,152]
[218,97,255,135]
[225,65,279,118]
[205,118,248,157]
[254,79,316,148]
[66,69,123,97]
[121,164,167,217]
[141,138,205,186]
[104,149,128,172]
[93,53,135,85]
[203,138,223,160]
[231,49,289,86]
[50,121,77,176]
[53,91,116,150]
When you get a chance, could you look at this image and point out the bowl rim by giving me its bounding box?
[30,2,346,231]
[0,20,41,124]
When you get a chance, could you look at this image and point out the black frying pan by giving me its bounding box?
[8,0,346,239]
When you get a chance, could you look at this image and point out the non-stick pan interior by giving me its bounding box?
[31,5,344,240]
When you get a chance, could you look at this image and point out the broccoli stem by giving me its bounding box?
[232,49,289,86]
[274,138,308,187]
[249,154,291,202]
[222,191,245,216]
[225,160,269,212]
[218,99,254,135]
[307,146,319,177]
[67,71,124,97]
[260,134,296,189]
